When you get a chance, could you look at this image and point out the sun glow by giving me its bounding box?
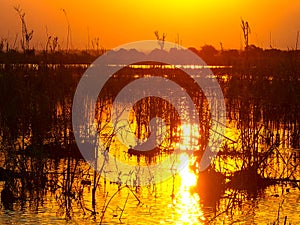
[1,0,299,50]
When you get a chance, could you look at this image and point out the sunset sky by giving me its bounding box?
[0,0,300,50]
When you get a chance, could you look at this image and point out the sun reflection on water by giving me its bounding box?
[175,154,206,224]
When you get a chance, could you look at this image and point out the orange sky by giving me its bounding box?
[0,0,300,50]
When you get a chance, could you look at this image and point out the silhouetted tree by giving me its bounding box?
[241,19,251,50]
[199,45,218,57]
[14,5,34,54]
[188,47,199,55]
[154,31,167,50]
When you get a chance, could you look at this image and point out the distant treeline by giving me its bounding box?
[0,49,101,64]
[0,44,299,75]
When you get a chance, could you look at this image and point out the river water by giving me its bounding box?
[1,63,300,224]
[0,153,300,225]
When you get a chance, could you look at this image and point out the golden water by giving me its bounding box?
[1,152,300,224]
